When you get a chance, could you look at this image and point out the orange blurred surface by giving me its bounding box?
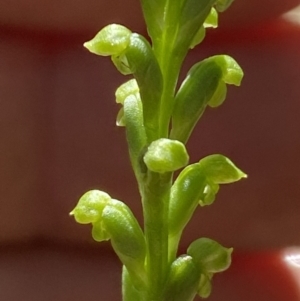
[0,0,298,32]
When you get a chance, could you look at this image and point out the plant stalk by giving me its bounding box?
[141,171,172,300]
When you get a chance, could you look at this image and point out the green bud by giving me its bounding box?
[171,58,222,143]
[187,238,233,274]
[143,138,189,173]
[69,190,111,224]
[199,154,247,184]
[83,24,132,56]
[123,94,147,180]
[170,55,243,143]
[115,79,139,105]
[169,163,206,236]
[112,33,163,142]
[102,199,146,263]
[164,255,200,301]
[102,199,147,287]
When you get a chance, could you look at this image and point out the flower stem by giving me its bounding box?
[141,171,172,300]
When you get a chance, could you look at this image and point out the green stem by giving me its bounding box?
[141,171,172,300]
[154,1,185,138]
[158,62,180,138]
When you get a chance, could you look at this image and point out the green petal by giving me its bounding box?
[115,79,139,105]
[199,181,219,206]
[197,273,213,298]
[187,238,233,274]
[204,7,218,28]
[92,220,110,241]
[83,24,132,56]
[69,190,111,224]
[199,154,247,184]
[144,138,189,173]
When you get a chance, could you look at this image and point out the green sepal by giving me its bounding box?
[199,154,247,184]
[83,24,132,56]
[164,255,200,301]
[187,238,233,274]
[143,138,189,173]
[69,190,111,224]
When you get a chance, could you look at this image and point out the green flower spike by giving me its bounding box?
[72,0,246,300]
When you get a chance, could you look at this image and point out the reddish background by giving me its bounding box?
[1,1,300,300]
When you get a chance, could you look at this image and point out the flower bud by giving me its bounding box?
[144,138,189,173]
[69,190,111,224]
[164,255,200,301]
[83,24,132,56]
[187,237,233,274]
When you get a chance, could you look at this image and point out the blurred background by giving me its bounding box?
[1,0,300,300]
